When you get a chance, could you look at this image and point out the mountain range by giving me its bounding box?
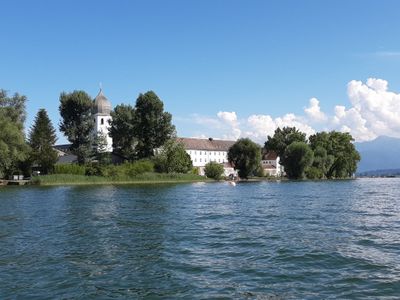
[355,136,400,174]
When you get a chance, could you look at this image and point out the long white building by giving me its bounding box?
[177,137,236,176]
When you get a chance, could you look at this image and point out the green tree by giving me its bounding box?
[154,140,192,173]
[109,104,137,160]
[59,90,94,164]
[204,161,224,180]
[134,91,176,158]
[0,90,29,178]
[309,131,360,178]
[283,142,314,179]
[264,127,307,159]
[0,112,29,178]
[28,109,58,174]
[0,89,27,126]
[228,138,261,179]
[93,131,112,165]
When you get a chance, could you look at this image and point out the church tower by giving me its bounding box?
[92,88,113,152]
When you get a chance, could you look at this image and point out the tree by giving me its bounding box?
[154,140,192,173]
[109,104,137,160]
[283,142,314,179]
[264,127,307,158]
[309,131,360,178]
[204,161,224,180]
[93,131,111,165]
[0,112,29,178]
[28,109,58,174]
[228,138,261,179]
[0,89,27,126]
[133,91,176,158]
[59,90,94,164]
[0,90,29,178]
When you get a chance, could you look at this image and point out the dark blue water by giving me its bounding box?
[1,179,400,299]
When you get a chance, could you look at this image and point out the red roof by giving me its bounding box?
[262,151,278,160]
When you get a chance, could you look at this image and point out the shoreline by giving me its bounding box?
[1,176,368,188]
[35,179,212,186]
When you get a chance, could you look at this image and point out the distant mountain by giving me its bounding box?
[357,168,400,177]
[355,136,400,173]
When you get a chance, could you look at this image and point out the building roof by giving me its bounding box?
[177,137,235,151]
[93,89,112,115]
[262,151,278,160]
[53,144,72,154]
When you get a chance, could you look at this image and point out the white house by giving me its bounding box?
[92,89,113,152]
[261,151,283,176]
[177,137,237,176]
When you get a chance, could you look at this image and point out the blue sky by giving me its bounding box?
[2,0,400,143]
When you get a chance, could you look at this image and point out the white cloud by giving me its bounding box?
[304,97,327,122]
[244,113,315,143]
[342,78,400,140]
[217,111,241,140]
[186,78,400,143]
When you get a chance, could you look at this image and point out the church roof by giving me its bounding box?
[93,89,112,115]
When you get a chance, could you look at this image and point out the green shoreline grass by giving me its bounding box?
[32,173,212,186]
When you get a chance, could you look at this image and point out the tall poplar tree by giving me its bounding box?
[59,90,94,164]
[29,109,58,174]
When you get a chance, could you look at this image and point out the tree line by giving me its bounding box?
[0,88,192,178]
[0,87,360,180]
[226,127,361,179]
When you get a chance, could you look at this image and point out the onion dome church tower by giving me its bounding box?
[92,88,113,152]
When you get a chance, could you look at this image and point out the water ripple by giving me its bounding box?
[0,179,400,298]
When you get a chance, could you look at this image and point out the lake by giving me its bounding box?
[1,178,399,299]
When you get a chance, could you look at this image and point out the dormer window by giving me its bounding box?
[101,118,104,125]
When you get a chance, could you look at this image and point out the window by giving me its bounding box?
[200,158,202,162]
[101,118,104,125]
[200,151,202,155]
[195,158,197,162]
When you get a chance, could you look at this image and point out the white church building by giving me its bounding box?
[92,88,113,152]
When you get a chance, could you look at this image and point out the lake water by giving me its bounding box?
[0,179,399,299]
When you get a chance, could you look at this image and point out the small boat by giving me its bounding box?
[229,181,236,186]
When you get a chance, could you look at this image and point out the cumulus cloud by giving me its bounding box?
[340,78,400,141]
[187,78,400,143]
[304,97,327,122]
[217,111,241,140]
[245,113,315,143]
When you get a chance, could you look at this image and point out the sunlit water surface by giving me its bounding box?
[1,178,400,299]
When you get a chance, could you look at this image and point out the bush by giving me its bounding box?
[85,162,105,176]
[54,163,86,175]
[191,167,200,175]
[204,161,224,180]
[121,160,154,177]
[254,163,265,177]
[154,140,192,173]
